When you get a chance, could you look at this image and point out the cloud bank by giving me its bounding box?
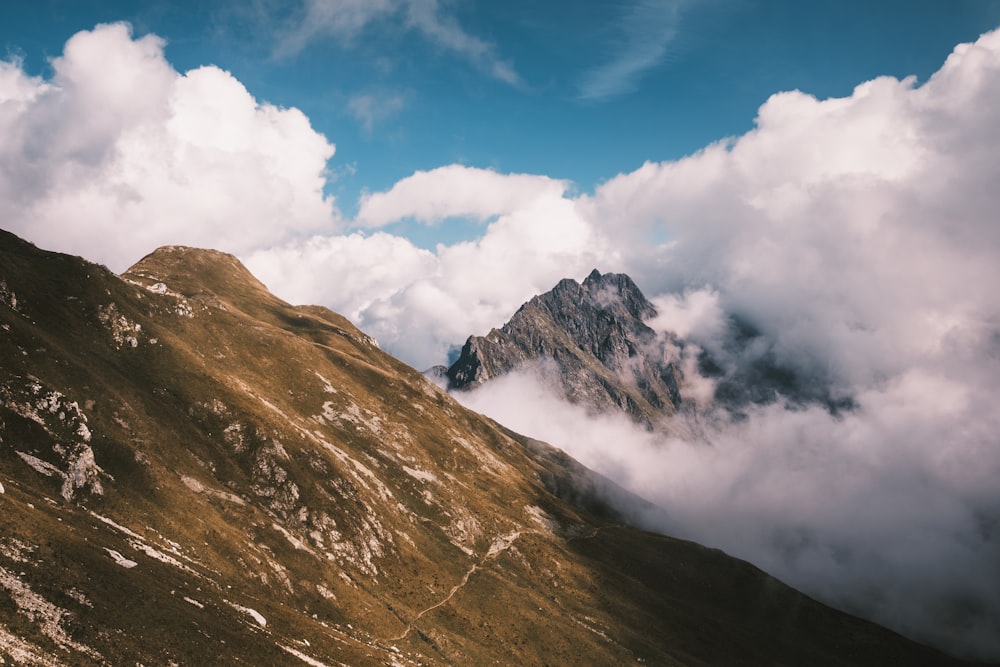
[3,21,1000,659]
[0,22,339,271]
[456,356,1000,658]
[355,165,571,227]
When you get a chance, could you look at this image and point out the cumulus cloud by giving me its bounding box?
[0,22,339,271]
[250,168,604,365]
[355,165,571,227]
[576,33,1000,398]
[578,0,688,101]
[276,0,520,85]
[244,231,437,323]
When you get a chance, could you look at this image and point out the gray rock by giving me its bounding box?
[447,269,683,428]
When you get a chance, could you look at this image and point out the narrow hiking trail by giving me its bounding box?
[388,531,525,642]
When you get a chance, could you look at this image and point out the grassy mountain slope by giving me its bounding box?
[0,230,976,666]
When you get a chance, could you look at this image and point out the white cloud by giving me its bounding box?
[277,0,520,85]
[578,0,687,101]
[254,167,607,366]
[455,355,1000,658]
[243,231,437,321]
[594,35,1000,399]
[355,165,571,227]
[647,288,725,340]
[0,22,339,271]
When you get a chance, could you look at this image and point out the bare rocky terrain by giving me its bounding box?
[446,269,684,429]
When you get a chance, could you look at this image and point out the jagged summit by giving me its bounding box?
[581,268,657,321]
[447,269,682,428]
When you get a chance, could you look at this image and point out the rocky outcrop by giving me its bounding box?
[0,377,109,502]
[448,269,683,428]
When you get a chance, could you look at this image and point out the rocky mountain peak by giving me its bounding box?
[581,268,656,322]
[447,270,682,428]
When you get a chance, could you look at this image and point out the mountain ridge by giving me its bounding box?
[0,229,979,666]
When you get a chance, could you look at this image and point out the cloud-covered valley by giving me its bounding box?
[3,21,1000,659]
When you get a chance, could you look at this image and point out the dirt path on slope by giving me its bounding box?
[387,531,524,643]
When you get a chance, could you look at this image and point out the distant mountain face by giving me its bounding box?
[0,230,969,666]
[447,269,684,428]
[446,269,855,428]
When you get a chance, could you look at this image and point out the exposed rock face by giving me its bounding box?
[0,230,972,666]
[0,377,109,502]
[448,269,683,428]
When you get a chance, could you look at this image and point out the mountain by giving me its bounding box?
[0,229,976,666]
[445,269,857,430]
[447,270,684,429]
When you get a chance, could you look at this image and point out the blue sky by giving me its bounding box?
[4,0,999,246]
